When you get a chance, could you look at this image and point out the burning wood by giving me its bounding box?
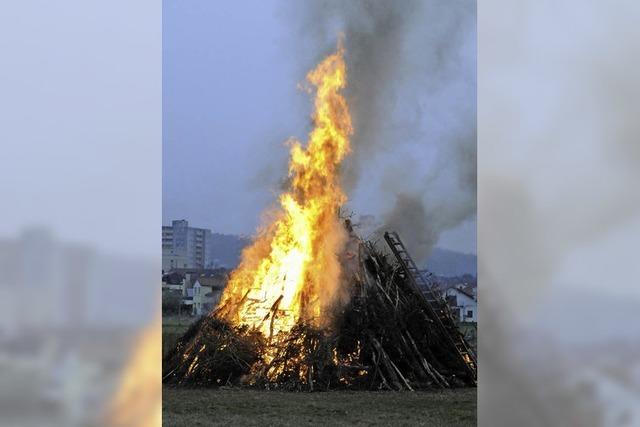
[164,230,476,390]
[216,40,352,339]
[164,42,476,391]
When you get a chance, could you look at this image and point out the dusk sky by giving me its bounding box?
[163,0,477,255]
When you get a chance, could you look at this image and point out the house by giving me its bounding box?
[161,280,184,292]
[185,270,226,306]
[191,275,224,307]
[192,280,215,316]
[188,270,227,315]
[444,285,477,323]
[161,268,229,316]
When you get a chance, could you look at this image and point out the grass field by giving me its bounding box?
[163,387,476,426]
[163,316,197,356]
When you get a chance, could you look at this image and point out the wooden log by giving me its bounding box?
[371,337,403,391]
[405,331,449,388]
[389,358,414,391]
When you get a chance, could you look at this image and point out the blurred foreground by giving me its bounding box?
[0,0,161,425]
[479,1,640,425]
[0,228,159,426]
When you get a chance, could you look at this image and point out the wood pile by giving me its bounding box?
[163,236,476,390]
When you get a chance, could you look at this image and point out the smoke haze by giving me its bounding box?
[287,0,477,262]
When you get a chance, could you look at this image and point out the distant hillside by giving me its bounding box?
[211,233,476,277]
[424,248,477,277]
[209,233,251,268]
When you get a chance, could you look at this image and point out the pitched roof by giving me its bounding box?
[191,275,226,290]
[446,286,476,300]
[162,271,184,285]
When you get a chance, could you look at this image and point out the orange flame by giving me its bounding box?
[217,41,352,337]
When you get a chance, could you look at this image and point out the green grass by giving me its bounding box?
[163,316,197,357]
[162,387,476,426]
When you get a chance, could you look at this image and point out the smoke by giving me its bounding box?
[287,0,477,262]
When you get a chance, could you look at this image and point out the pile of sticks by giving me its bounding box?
[163,239,475,390]
[163,317,264,387]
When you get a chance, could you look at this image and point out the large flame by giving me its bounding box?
[217,42,352,337]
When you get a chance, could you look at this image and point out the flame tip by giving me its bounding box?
[219,41,352,347]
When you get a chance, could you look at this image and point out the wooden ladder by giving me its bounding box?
[384,231,477,383]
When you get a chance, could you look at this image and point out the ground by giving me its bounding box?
[163,315,198,357]
[162,387,476,426]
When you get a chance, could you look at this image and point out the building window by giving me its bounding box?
[466,310,473,318]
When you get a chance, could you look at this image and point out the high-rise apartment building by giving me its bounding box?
[162,220,214,271]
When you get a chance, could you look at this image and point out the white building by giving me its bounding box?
[445,286,477,323]
[191,280,215,316]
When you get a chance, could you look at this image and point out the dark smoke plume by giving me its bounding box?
[287,0,476,262]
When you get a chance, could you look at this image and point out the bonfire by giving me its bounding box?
[163,41,476,391]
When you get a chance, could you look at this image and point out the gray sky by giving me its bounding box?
[163,0,476,254]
